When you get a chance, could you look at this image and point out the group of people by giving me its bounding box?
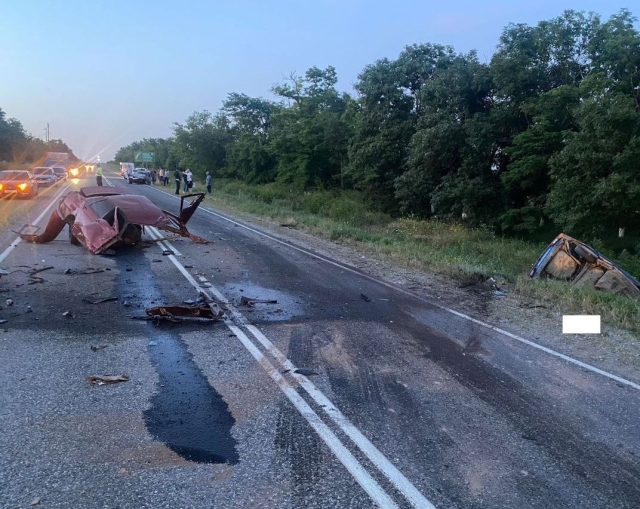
[95,165,212,195]
[173,168,213,195]
[155,169,171,186]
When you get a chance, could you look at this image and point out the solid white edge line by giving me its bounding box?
[145,226,402,509]
[0,184,71,264]
[144,185,639,393]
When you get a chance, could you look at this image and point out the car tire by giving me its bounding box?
[129,179,133,184]
[574,244,598,264]
[68,219,81,246]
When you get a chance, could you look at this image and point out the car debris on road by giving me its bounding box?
[529,233,640,298]
[86,374,130,385]
[239,296,278,306]
[16,187,209,255]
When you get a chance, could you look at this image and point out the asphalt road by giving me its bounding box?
[1,170,638,508]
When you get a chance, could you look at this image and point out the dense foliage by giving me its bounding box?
[114,9,640,240]
[0,108,75,165]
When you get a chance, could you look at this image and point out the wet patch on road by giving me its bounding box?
[223,282,303,322]
[115,248,239,465]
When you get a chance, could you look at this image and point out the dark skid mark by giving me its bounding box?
[144,332,239,464]
[114,247,238,465]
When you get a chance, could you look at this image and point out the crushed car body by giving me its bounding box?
[17,186,208,254]
[529,233,640,298]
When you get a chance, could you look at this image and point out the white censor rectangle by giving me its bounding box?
[563,315,601,334]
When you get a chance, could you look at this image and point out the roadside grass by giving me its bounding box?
[157,178,640,335]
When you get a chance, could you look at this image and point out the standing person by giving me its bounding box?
[158,168,164,186]
[186,169,193,192]
[96,165,103,186]
[174,168,181,195]
[151,169,157,185]
[205,171,212,194]
[182,170,189,193]
[164,170,169,186]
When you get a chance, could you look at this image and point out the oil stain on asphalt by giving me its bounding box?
[117,249,239,464]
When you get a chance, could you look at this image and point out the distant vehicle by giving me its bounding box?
[129,168,151,185]
[51,166,68,181]
[121,162,134,179]
[0,171,39,198]
[31,167,57,187]
[43,152,70,167]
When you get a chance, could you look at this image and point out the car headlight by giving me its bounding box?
[0,184,4,191]
[18,183,28,191]
[70,168,79,176]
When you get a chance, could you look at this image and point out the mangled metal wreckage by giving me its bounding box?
[18,186,207,254]
[529,233,640,298]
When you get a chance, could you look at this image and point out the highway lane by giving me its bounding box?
[1,169,638,508]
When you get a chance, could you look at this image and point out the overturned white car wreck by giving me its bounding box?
[17,186,207,254]
[529,233,640,298]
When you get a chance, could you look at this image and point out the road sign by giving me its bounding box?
[134,151,155,163]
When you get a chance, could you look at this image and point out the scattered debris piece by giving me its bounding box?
[148,340,158,346]
[493,290,507,297]
[118,467,129,475]
[293,368,319,376]
[126,268,132,272]
[62,310,74,318]
[240,296,278,306]
[530,233,640,298]
[64,268,106,275]
[182,298,196,305]
[152,259,163,263]
[135,303,225,322]
[0,319,7,324]
[87,374,130,385]
[5,299,13,306]
[26,306,33,313]
[30,498,41,506]
[30,266,53,276]
[0,269,9,277]
[184,265,193,269]
[360,293,371,302]
[518,303,547,309]
[90,345,109,352]
[146,303,223,319]
[82,296,118,305]
[162,250,174,256]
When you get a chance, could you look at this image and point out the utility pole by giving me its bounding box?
[44,123,50,143]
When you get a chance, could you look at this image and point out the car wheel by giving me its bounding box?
[68,219,81,246]
[129,179,133,184]
[574,244,598,264]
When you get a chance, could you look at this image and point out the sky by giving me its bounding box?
[1,0,635,161]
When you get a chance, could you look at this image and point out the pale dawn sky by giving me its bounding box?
[1,0,635,161]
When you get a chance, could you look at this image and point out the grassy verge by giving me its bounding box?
[161,178,640,335]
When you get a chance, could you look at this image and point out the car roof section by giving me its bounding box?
[80,186,129,197]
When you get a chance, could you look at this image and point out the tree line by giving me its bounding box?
[114,9,640,239]
[0,108,75,165]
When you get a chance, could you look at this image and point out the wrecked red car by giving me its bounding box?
[17,186,207,254]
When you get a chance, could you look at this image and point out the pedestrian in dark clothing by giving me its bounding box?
[151,169,157,185]
[183,171,188,193]
[205,172,212,194]
[164,172,169,186]
[174,169,181,195]
[96,165,103,186]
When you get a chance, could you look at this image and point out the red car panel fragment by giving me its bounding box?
[17,187,208,254]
